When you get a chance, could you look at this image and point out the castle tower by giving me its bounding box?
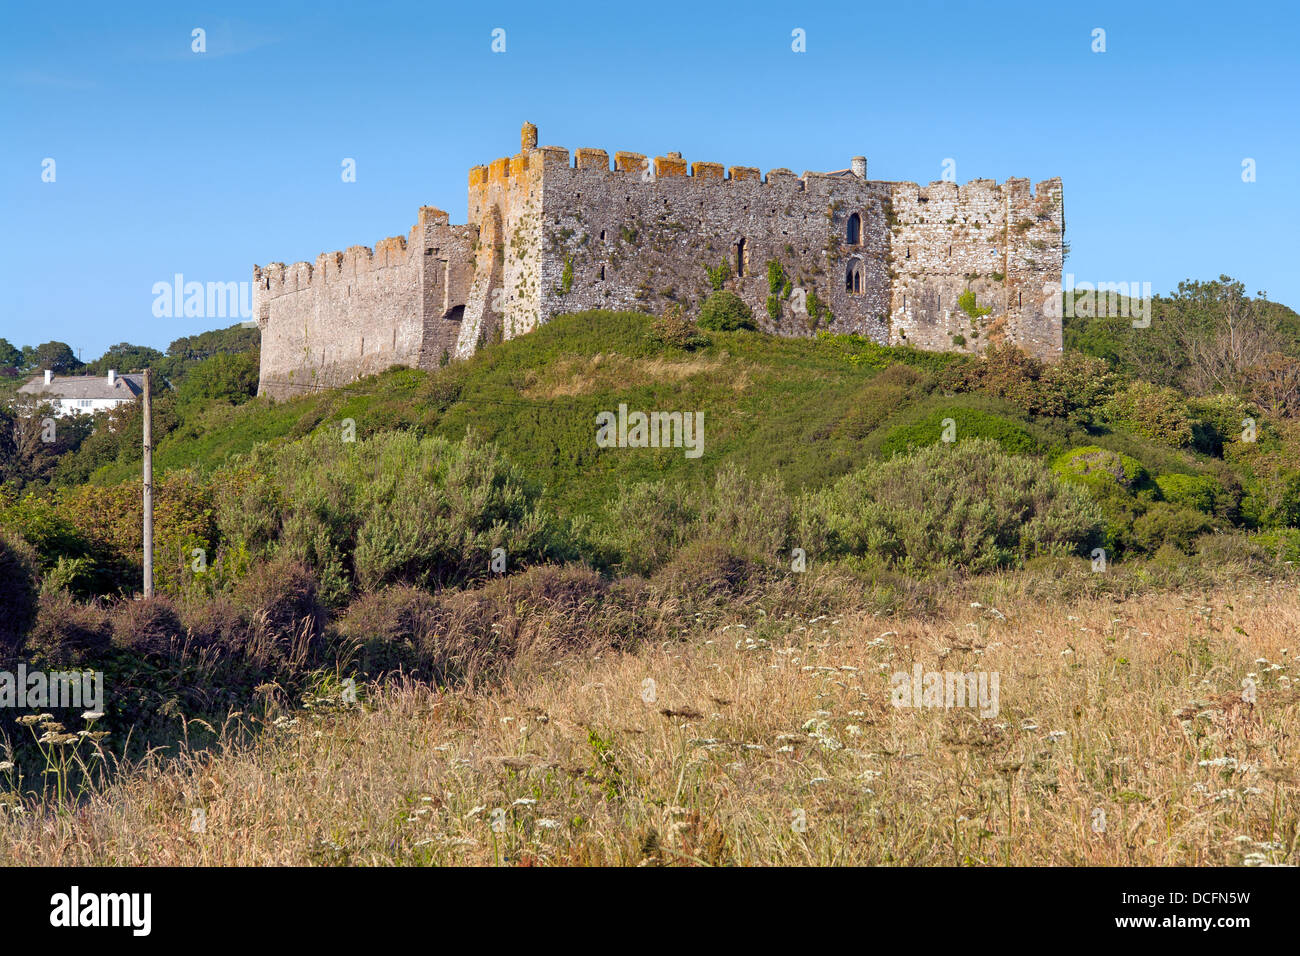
[851,156,867,178]
[521,121,538,151]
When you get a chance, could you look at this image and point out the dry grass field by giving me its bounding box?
[1,576,1297,866]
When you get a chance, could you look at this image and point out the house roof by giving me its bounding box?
[17,373,145,401]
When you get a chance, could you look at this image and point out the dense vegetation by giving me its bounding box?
[0,324,259,489]
[2,277,1299,795]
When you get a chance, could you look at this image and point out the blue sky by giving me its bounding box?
[2,0,1296,359]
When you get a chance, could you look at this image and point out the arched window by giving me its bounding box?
[845,260,864,295]
[846,212,861,245]
[736,238,746,277]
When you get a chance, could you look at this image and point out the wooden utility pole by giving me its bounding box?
[142,368,154,598]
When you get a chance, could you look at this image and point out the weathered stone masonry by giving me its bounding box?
[255,123,1063,398]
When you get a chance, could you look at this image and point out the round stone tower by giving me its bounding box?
[521,121,538,151]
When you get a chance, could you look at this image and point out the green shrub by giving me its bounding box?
[1131,502,1215,553]
[601,478,698,576]
[878,407,1041,458]
[955,345,1118,421]
[694,462,792,561]
[1103,381,1193,447]
[175,350,260,411]
[600,463,790,575]
[796,439,1103,573]
[958,289,991,319]
[697,291,756,331]
[1052,446,1150,496]
[216,430,558,603]
[650,305,709,350]
[1253,528,1300,563]
[705,260,732,291]
[767,260,786,296]
[817,332,965,373]
[1154,472,1218,512]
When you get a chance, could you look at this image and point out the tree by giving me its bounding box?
[31,341,82,374]
[1250,352,1300,418]
[697,291,756,331]
[175,351,260,409]
[0,399,93,490]
[85,342,163,376]
[1185,279,1274,395]
[0,338,22,369]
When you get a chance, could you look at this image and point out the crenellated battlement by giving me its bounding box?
[889,176,1063,223]
[470,135,1054,209]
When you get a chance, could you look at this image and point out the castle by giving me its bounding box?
[254,123,1064,398]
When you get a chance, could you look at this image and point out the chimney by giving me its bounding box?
[851,156,867,179]
[108,369,117,386]
[44,369,52,385]
[521,121,538,151]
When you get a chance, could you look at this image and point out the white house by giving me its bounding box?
[16,369,144,417]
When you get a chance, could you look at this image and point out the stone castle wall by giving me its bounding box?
[532,149,895,342]
[254,207,476,396]
[256,124,1064,398]
[888,177,1063,358]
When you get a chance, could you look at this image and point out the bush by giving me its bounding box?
[0,530,40,656]
[697,291,756,332]
[22,589,112,664]
[601,463,791,575]
[336,584,444,678]
[1155,472,1218,512]
[175,350,259,410]
[797,439,1103,573]
[694,463,792,562]
[216,430,558,604]
[1103,381,1193,447]
[0,492,124,597]
[231,555,325,638]
[1132,502,1215,554]
[955,345,1118,421]
[878,407,1042,459]
[651,540,770,605]
[1052,446,1151,497]
[650,305,709,351]
[1188,393,1251,457]
[109,596,183,657]
[598,479,697,576]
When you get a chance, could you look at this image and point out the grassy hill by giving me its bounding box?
[83,310,1224,522]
